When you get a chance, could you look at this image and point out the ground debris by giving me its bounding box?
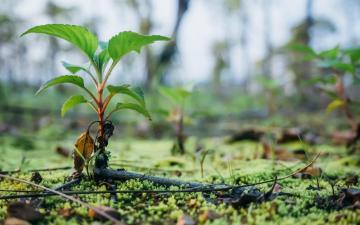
[88,206,121,221]
[30,172,42,184]
[293,166,322,178]
[177,214,195,225]
[4,218,31,225]
[205,181,282,208]
[262,140,306,161]
[7,202,43,222]
[227,129,265,143]
[316,188,360,210]
[55,146,71,157]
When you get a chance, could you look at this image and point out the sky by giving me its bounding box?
[10,0,360,84]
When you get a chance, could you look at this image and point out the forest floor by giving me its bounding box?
[0,134,359,225]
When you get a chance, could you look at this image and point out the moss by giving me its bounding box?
[0,136,359,224]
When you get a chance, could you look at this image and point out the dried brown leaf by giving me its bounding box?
[4,218,31,225]
[177,214,195,225]
[74,131,94,173]
[88,206,121,221]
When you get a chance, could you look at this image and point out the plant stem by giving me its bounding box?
[102,62,117,88]
[97,85,105,138]
[335,72,357,132]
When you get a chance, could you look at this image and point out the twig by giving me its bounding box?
[109,163,195,173]
[0,166,72,174]
[94,168,204,188]
[97,153,321,190]
[0,174,122,225]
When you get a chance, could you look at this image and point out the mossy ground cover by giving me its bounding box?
[0,135,359,225]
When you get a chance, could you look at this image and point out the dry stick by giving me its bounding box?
[96,153,321,191]
[109,163,195,174]
[229,153,321,190]
[0,174,122,225]
[0,166,72,174]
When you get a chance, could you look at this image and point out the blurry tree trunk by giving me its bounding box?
[48,37,59,79]
[261,0,276,115]
[128,0,192,90]
[211,41,229,96]
[294,0,314,103]
[152,0,191,88]
[261,0,273,79]
[239,4,251,89]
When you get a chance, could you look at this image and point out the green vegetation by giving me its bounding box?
[21,24,169,172]
[0,2,359,224]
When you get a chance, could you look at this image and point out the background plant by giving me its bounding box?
[292,44,360,132]
[159,86,192,155]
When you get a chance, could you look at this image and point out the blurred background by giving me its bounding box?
[0,0,359,145]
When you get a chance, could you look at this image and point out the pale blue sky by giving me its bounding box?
[13,0,360,84]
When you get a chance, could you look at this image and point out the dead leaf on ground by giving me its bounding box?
[56,146,70,157]
[88,206,121,221]
[345,175,358,187]
[74,131,94,173]
[177,214,195,225]
[198,210,220,223]
[227,129,265,143]
[294,166,322,178]
[331,130,356,145]
[57,208,73,218]
[4,218,31,225]
[262,141,306,161]
[7,202,43,222]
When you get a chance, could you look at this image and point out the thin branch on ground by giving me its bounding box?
[0,174,123,225]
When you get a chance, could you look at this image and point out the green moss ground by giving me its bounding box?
[0,135,359,224]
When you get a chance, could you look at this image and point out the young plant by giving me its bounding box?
[21,24,169,175]
[159,86,192,155]
[294,45,359,131]
[292,45,360,151]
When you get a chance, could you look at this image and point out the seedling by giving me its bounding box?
[21,24,169,176]
[159,86,192,155]
[292,45,359,132]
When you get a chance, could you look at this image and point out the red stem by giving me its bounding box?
[97,86,105,138]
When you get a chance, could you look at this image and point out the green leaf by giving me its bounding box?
[107,85,145,106]
[36,75,84,95]
[21,24,98,59]
[344,47,360,64]
[326,99,345,113]
[332,62,355,74]
[319,46,339,59]
[287,43,316,57]
[94,48,110,73]
[108,31,170,63]
[303,75,337,86]
[111,102,151,120]
[159,86,191,104]
[318,60,355,74]
[61,95,88,117]
[62,61,87,74]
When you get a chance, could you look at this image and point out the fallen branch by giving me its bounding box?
[0,154,321,201]
[94,168,204,188]
[109,163,196,174]
[95,153,321,191]
[0,174,122,225]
